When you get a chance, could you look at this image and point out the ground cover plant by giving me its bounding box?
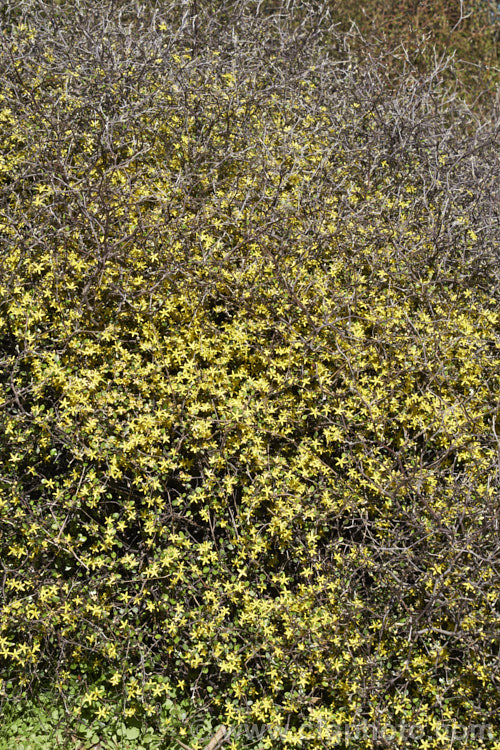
[0,1,499,748]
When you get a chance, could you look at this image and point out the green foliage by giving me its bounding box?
[0,1,499,748]
[0,690,196,749]
[0,686,218,748]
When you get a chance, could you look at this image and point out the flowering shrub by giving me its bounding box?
[0,2,499,747]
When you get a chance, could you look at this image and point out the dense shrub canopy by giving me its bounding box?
[0,1,499,747]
